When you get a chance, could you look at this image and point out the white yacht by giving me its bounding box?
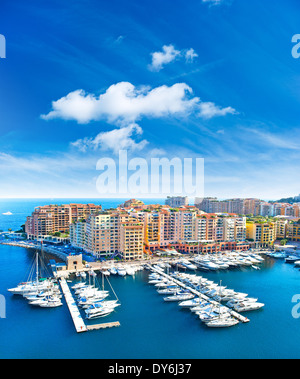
[154,281,175,288]
[194,258,220,271]
[157,286,180,295]
[125,266,135,275]
[85,299,119,310]
[285,255,300,263]
[205,317,239,328]
[109,267,118,275]
[85,302,120,319]
[78,292,109,307]
[178,297,204,308]
[74,284,95,295]
[85,307,115,319]
[117,267,127,276]
[29,295,62,307]
[77,288,109,299]
[226,297,258,308]
[232,301,264,312]
[164,292,194,302]
[199,310,231,323]
[38,297,63,308]
[72,282,88,290]
[190,303,212,313]
[178,259,197,270]
[8,252,56,296]
[25,289,61,301]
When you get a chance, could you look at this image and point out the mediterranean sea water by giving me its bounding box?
[0,199,300,359]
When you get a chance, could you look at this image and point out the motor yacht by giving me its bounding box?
[117,267,127,276]
[164,292,194,302]
[205,317,239,328]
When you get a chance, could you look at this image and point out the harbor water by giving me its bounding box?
[0,199,300,359]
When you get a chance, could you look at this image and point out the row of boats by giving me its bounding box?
[100,264,144,277]
[191,252,265,271]
[265,252,300,266]
[148,268,264,328]
[71,272,121,320]
[8,253,63,308]
[152,252,265,273]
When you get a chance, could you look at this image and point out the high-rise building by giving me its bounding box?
[246,222,276,246]
[165,196,189,207]
[25,203,102,238]
[288,222,300,241]
[70,201,249,257]
[119,221,144,260]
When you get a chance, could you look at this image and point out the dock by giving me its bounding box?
[147,265,250,324]
[59,278,88,333]
[59,278,121,333]
[86,322,120,331]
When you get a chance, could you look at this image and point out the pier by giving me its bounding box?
[86,322,120,331]
[59,278,88,333]
[147,264,250,324]
[59,278,121,333]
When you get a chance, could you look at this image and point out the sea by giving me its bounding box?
[0,198,300,359]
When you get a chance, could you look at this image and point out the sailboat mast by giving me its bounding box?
[36,252,39,286]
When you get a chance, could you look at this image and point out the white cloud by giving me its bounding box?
[185,48,198,63]
[41,81,235,125]
[0,151,98,176]
[198,102,237,119]
[246,128,300,150]
[148,44,198,71]
[202,0,223,5]
[71,123,148,155]
[41,82,201,124]
[42,81,237,155]
[148,45,181,71]
[114,35,124,44]
[41,89,99,124]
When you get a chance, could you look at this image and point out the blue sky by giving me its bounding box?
[0,0,300,200]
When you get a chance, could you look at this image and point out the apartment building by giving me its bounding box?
[69,220,86,249]
[288,222,300,242]
[195,197,300,218]
[80,211,145,260]
[69,203,249,258]
[25,203,102,238]
[85,212,115,257]
[275,218,288,239]
[119,221,144,261]
[165,196,189,207]
[246,222,276,246]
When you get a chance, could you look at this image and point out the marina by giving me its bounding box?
[2,240,300,358]
[6,243,269,332]
[1,199,300,357]
[147,264,251,326]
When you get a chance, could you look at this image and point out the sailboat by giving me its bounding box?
[82,271,121,319]
[29,294,62,308]
[8,247,62,308]
[205,316,239,328]
[8,251,56,295]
